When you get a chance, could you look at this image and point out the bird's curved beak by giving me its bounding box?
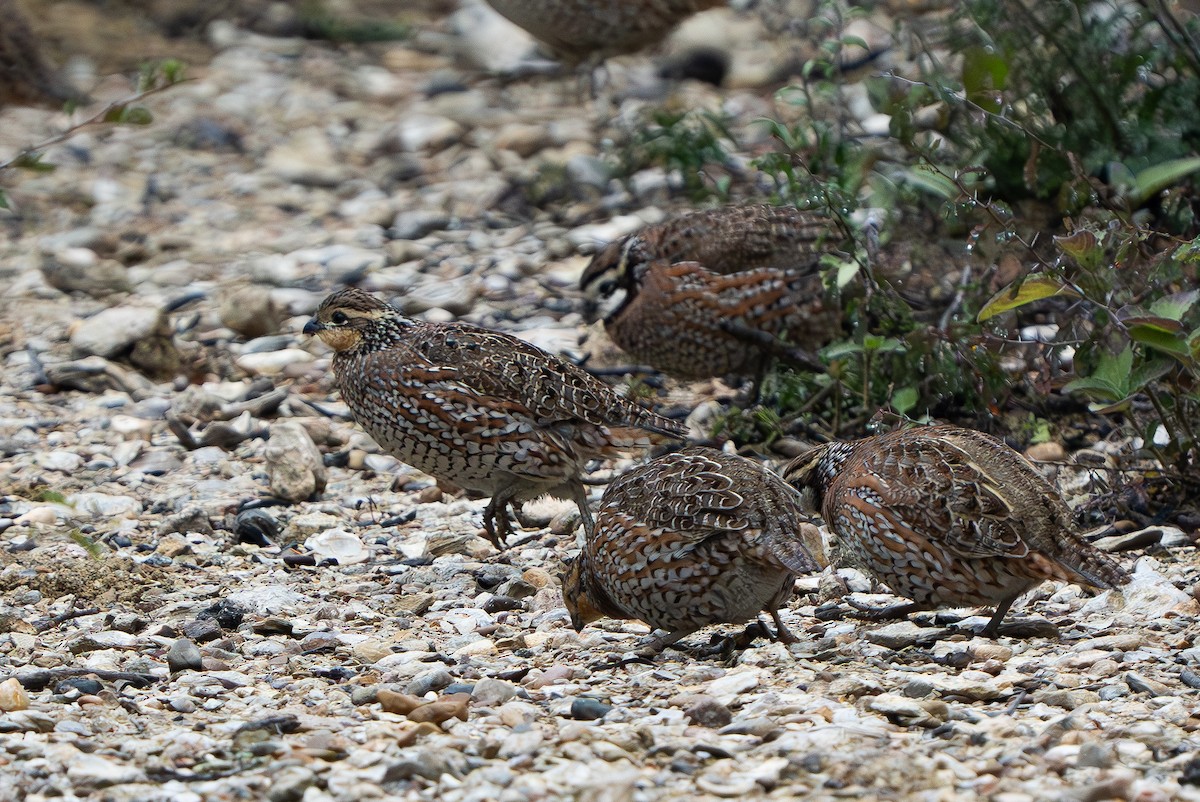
[302,318,324,336]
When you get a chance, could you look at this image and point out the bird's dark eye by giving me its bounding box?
[331,311,349,325]
[598,280,616,296]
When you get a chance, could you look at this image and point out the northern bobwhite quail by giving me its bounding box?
[561,446,826,653]
[579,205,842,385]
[304,287,687,546]
[483,0,725,68]
[783,425,1130,637]
[0,0,81,108]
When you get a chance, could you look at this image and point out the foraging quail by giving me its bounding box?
[304,288,686,546]
[783,425,1130,636]
[483,0,725,68]
[561,446,826,653]
[0,0,81,108]
[580,205,842,385]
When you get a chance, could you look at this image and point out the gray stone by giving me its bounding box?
[266,766,316,802]
[220,286,284,339]
[70,306,165,359]
[391,210,452,240]
[471,678,517,707]
[265,422,327,502]
[167,638,203,673]
[684,695,732,728]
[42,251,131,296]
[407,667,453,697]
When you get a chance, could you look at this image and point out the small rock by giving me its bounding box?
[235,349,314,376]
[221,286,284,339]
[65,750,145,787]
[69,631,139,653]
[305,528,368,565]
[54,678,103,696]
[828,674,883,699]
[377,690,427,715]
[1034,689,1101,709]
[156,507,214,537]
[683,695,731,728]
[864,621,949,649]
[264,129,347,187]
[396,114,464,152]
[569,697,612,721]
[398,277,480,316]
[407,694,470,726]
[1025,441,1066,462]
[471,678,517,707]
[0,678,30,711]
[706,668,760,701]
[43,252,131,296]
[267,765,316,802]
[70,306,166,359]
[1124,672,1173,696]
[498,726,543,758]
[265,421,327,502]
[68,492,142,518]
[36,450,84,472]
[407,668,453,697]
[868,694,947,727]
[167,638,203,673]
[390,210,451,240]
[482,595,524,613]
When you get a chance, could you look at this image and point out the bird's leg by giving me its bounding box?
[482,491,515,548]
[980,595,1019,638]
[569,481,595,540]
[769,609,799,644]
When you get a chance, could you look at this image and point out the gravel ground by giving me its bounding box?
[2,4,1199,801]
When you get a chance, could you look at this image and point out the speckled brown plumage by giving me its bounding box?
[580,205,841,383]
[304,287,686,546]
[0,0,80,108]
[783,425,1130,636]
[484,0,725,66]
[583,205,834,280]
[562,446,826,653]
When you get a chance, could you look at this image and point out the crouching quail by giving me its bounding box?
[580,205,843,388]
[304,287,686,546]
[561,446,826,654]
[483,0,725,68]
[783,425,1130,637]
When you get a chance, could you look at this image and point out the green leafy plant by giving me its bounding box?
[609,109,739,202]
[0,60,187,210]
[982,226,1200,472]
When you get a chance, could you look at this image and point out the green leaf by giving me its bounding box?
[961,45,1009,113]
[1094,345,1135,390]
[1149,289,1199,321]
[901,166,958,199]
[1061,376,1124,401]
[1128,355,1175,390]
[0,189,7,211]
[977,275,1079,321]
[1128,324,1192,360]
[1126,157,1200,206]
[822,341,864,360]
[13,152,55,173]
[834,259,860,289]
[103,104,153,125]
[891,386,919,416]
